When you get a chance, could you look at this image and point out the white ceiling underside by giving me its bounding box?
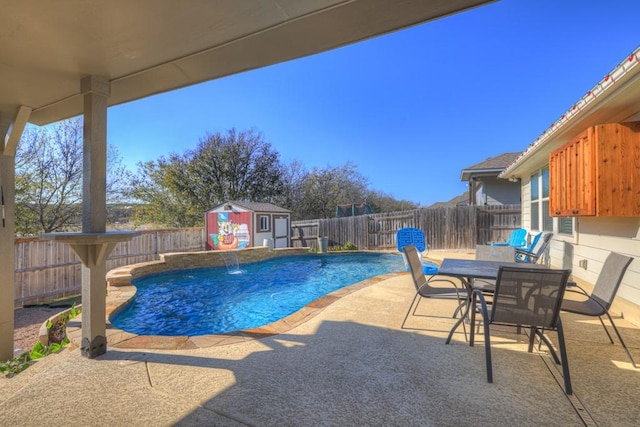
[0,0,493,130]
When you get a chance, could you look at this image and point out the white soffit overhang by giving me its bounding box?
[502,46,640,179]
[0,0,494,130]
[460,168,504,181]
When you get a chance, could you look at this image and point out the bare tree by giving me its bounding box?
[273,159,309,219]
[15,119,131,235]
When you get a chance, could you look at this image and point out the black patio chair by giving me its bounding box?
[473,244,517,292]
[471,266,573,394]
[561,252,636,368]
[401,245,467,329]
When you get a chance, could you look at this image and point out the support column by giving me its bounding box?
[0,106,31,362]
[0,154,16,361]
[41,232,137,357]
[43,78,136,358]
[82,75,109,233]
[80,75,110,358]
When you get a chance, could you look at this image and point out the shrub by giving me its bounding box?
[328,241,358,251]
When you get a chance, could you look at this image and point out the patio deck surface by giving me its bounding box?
[1,250,639,426]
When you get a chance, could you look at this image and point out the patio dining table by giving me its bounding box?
[438,258,548,344]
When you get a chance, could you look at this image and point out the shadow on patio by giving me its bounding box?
[1,273,639,426]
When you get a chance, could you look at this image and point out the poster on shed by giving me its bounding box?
[210,212,251,250]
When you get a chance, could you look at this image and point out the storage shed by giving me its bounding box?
[205,201,292,250]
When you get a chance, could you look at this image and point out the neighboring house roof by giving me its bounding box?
[427,193,469,209]
[210,201,291,213]
[502,46,640,178]
[460,152,521,181]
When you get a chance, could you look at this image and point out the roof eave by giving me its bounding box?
[501,47,640,179]
[460,168,505,181]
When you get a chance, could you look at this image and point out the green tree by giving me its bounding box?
[296,162,369,219]
[130,128,285,226]
[15,119,131,235]
[127,160,197,228]
[366,190,419,213]
[127,127,420,225]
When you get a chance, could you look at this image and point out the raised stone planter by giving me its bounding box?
[38,304,82,347]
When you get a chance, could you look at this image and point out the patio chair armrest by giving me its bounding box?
[473,289,491,318]
[426,277,460,288]
[564,283,589,296]
[490,242,508,246]
[563,288,591,303]
[515,248,535,257]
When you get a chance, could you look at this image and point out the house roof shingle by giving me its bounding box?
[460,152,521,181]
[427,193,469,209]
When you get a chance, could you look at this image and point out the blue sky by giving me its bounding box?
[107,0,640,207]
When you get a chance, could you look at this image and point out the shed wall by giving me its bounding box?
[206,211,252,250]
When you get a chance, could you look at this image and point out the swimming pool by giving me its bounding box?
[110,252,438,336]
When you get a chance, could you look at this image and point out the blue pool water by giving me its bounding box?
[110,253,438,336]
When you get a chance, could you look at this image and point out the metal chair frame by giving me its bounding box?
[561,252,636,368]
[515,232,552,264]
[401,245,467,331]
[471,266,573,395]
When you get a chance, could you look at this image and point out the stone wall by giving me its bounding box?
[107,247,310,288]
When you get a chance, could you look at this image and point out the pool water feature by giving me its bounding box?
[110,253,438,336]
[218,251,242,274]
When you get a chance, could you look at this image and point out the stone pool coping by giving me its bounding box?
[62,247,409,350]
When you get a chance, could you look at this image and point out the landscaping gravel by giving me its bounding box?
[13,307,60,354]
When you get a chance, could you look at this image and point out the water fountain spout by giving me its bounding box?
[218,251,243,274]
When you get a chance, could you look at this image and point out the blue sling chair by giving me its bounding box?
[396,227,438,275]
[515,232,552,263]
[491,228,527,248]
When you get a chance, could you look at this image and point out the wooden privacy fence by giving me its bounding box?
[14,228,205,307]
[291,205,522,251]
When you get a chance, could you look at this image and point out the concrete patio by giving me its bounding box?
[1,251,640,426]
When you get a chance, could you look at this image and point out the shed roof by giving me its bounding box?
[211,201,291,213]
[460,152,521,181]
